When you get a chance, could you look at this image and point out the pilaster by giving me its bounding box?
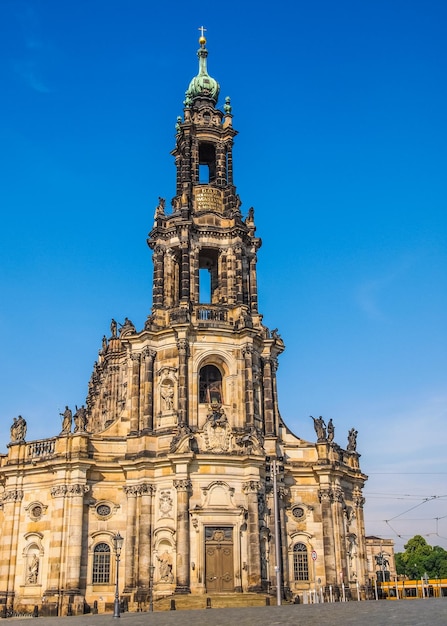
[173,479,192,593]
[243,481,262,591]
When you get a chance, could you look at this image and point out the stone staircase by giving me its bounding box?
[153,593,274,611]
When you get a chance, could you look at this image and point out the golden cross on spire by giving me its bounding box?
[198,25,207,39]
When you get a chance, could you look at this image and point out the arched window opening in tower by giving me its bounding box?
[199,364,223,404]
[199,249,219,304]
[199,142,216,183]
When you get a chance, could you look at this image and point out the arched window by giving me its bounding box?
[293,543,309,581]
[92,542,111,584]
[199,365,223,404]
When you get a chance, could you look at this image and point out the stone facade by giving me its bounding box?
[0,35,368,615]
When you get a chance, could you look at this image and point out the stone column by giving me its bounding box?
[66,483,89,592]
[173,479,192,593]
[249,254,258,312]
[261,357,274,435]
[175,154,182,196]
[243,344,254,427]
[216,140,226,186]
[191,243,199,303]
[332,486,348,584]
[123,486,138,592]
[0,489,23,605]
[219,249,228,303]
[138,484,155,589]
[353,486,367,585]
[227,247,236,305]
[141,349,156,431]
[227,141,234,185]
[265,487,278,586]
[180,242,190,302]
[243,481,262,591]
[271,358,280,436]
[129,353,141,434]
[152,246,165,308]
[47,486,67,593]
[191,138,198,184]
[110,364,121,424]
[176,339,189,425]
[278,487,290,592]
[164,249,175,308]
[234,245,243,304]
[318,487,337,584]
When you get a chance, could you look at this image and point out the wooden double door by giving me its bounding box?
[205,527,234,592]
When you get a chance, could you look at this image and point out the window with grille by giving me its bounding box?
[199,364,223,404]
[293,542,309,581]
[92,542,111,584]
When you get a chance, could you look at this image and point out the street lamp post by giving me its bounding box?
[149,564,155,612]
[112,532,124,619]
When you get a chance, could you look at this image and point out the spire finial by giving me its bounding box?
[198,25,207,46]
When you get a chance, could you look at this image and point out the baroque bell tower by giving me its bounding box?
[145,31,284,442]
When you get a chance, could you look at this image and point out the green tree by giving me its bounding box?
[395,535,447,579]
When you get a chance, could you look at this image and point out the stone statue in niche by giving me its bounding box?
[161,382,175,412]
[27,554,39,584]
[157,551,173,583]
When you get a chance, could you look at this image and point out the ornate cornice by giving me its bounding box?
[176,339,189,356]
[318,488,333,504]
[173,479,192,492]
[51,484,89,498]
[243,480,261,494]
[142,347,156,360]
[1,489,23,503]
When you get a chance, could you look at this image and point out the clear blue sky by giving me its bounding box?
[1,0,446,551]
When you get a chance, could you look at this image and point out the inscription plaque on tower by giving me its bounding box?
[194,186,223,213]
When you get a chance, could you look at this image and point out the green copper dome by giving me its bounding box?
[186,35,220,105]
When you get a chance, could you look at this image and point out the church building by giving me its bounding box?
[0,34,368,615]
